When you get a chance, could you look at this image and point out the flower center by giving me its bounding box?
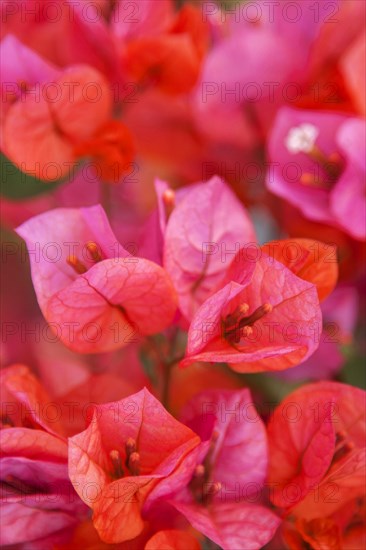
[331,430,354,464]
[0,415,14,429]
[66,241,103,275]
[162,189,176,220]
[222,302,272,346]
[189,430,222,505]
[109,437,141,479]
[285,123,344,189]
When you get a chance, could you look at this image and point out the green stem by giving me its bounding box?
[161,361,173,410]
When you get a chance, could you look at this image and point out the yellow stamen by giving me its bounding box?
[86,241,103,263]
[66,255,87,274]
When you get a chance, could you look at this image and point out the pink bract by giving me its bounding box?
[163,176,256,321]
[168,389,280,549]
[181,251,322,372]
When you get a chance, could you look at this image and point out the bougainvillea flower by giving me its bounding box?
[114,1,209,95]
[267,381,366,518]
[181,250,321,372]
[144,529,200,550]
[68,388,202,543]
[261,238,338,301]
[0,364,87,547]
[165,389,280,549]
[163,176,256,321]
[277,285,358,381]
[16,205,177,353]
[192,0,323,143]
[2,56,111,180]
[267,107,366,240]
[1,37,134,182]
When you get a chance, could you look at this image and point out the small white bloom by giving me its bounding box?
[285,123,319,154]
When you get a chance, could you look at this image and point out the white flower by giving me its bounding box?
[285,123,319,154]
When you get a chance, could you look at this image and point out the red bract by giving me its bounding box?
[114,1,209,95]
[267,107,366,240]
[0,1,118,78]
[68,388,202,543]
[340,29,366,116]
[267,382,366,518]
[167,389,280,549]
[0,365,87,547]
[163,176,256,321]
[144,529,200,550]
[261,238,338,302]
[16,205,177,353]
[277,285,358,381]
[181,251,321,372]
[280,496,366,549]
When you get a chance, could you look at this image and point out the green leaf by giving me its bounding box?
[0,153,66,200]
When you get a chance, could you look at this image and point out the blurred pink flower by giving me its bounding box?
[267,107,366,240]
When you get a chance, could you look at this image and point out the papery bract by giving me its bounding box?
[114,1,209,95]
[276,285,358,381]
[0,34,60,117]
[165,389,280,550]
[144,529,200,550]
[340,30,366,115]
[163,176,256,321]
[16,205,177,353]
[0,1,118,78]
[261,238,338,301]
[181,251,321,372]
[2,58,112,181]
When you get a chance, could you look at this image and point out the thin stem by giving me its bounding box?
[161,354,184,409]
[100,181,112,217]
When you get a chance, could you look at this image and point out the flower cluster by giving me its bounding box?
[1,1,365,549]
